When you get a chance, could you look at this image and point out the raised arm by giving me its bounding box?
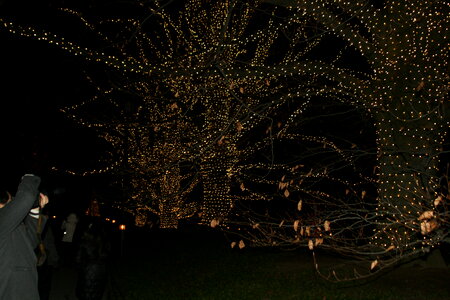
[0,175,41,240]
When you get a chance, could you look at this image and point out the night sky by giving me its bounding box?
[0,0,109,214]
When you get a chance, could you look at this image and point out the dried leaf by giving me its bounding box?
[386,245,395,251]
[293,220,299,232]
[370,260,378,270]
[279,220,285,227]
[308,239,314,250]
[297,200,303,211]
[300,227,304,236]
[265,79,270,86]
[210,219,219,228]
[421,219,439,234]
[174,91,179,98]
[252,223,260,229]
[305,226,311,236]
[217,136,225,145]
[416,81,425,91]
[324,220,331,232]
[291,164,304,172]
[170,102,178,110]
[236,121,243,132]
[420,221,427,235]
[282,182,288,190]
[277,121,282,128]
[434,195,443,207]
[231,241,236,248]
[315,238,323,246]
[284,189,290,198]
[345,189,350,195]
[238,240,245,249]
[418,211,434,220]
[361,190,366,199]
[240,183,245,191]
[429,219,439,231]
[239,87,244,93]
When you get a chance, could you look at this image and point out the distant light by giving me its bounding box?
[112,219,116,224]
[119,224,126,231]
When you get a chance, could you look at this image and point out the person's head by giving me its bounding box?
[0,189,12,209]
[66,213,78,223]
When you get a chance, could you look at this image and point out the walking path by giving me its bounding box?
[49,266,78,300]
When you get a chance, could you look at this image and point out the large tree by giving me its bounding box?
[225,0,449,278]
[0,1,322,227]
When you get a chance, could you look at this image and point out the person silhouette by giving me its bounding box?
[0,174,49,300]
[75,219,111,300]
[60,212,79,266]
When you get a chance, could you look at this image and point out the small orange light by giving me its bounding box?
[112,219,116,224]
[119,224,126,231]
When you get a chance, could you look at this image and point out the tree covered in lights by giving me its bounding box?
[1,0,449,279]
[0,1,326,228]
[62,78,201,228]
[82,1,331,230]
[223,0,449,279]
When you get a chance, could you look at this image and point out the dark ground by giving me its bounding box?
[47,227,450,300]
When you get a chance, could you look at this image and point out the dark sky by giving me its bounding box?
[0,32,84,173]
[0,1,109,214]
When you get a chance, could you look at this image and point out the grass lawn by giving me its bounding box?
[108,228,450,300]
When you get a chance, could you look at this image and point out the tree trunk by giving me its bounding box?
[158,164,182,229]
[200,141,236,223]
[373,108,446,250]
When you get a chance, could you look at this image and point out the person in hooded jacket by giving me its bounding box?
[0,174,49,300]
